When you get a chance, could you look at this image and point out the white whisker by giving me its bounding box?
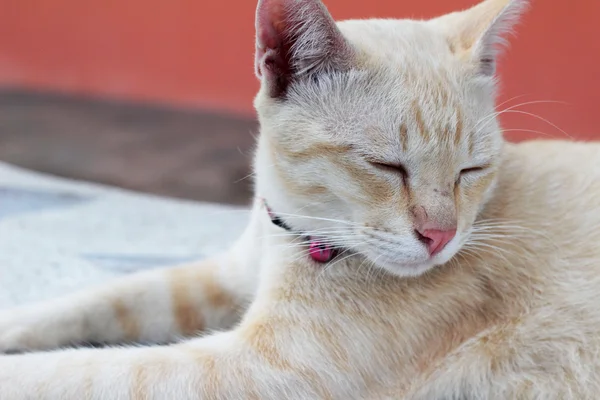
[475,100,568,132]
[273,212,359,226]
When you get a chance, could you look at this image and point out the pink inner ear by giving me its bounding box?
[254,0,352,96]
[256,5,284,50]
[255,0,288,78]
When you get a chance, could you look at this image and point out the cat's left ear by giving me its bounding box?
[431,0,529,76]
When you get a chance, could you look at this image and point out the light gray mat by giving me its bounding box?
[0,162,249,309]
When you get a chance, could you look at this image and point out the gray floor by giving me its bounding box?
[0,89,257,205]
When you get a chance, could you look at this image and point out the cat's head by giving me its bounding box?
[253,0,527,277]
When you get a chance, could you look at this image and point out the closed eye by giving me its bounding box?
[460,165,489,175]
[369,161,409,179]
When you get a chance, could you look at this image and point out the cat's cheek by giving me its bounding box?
[460,172,496,206]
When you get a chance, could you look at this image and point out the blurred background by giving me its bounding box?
[1,0,598,206]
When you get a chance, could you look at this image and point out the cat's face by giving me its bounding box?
[254,0,526,277]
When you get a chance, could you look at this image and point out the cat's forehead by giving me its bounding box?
[277,18,498,160]
[335,18,484,111]
[287,20,484,125]
[283,61,497,165]
[338,19,457,70]
[288,65,480,142]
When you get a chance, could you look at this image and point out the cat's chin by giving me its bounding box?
[357,235,463,278]
[362,251,457,278]
[374,259,439,278]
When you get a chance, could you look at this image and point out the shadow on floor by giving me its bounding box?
[0,89,257,205]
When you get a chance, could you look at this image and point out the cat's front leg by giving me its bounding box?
[0,325,329,400]
[0,334,237,400]
[0,252,255,353]
[0,199,265,354]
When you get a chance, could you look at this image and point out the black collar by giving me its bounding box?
[261,198,344,264]
[268,208,293,232]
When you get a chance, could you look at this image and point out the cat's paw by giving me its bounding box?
[0,327,37,354]
[0,310,65,353]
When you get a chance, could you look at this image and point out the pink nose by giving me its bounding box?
[416,228,456,256]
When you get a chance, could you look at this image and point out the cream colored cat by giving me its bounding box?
[2,0,600,398]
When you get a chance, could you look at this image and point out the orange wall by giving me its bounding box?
[1,0,599,140]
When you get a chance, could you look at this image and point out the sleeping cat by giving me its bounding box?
[2,0,600,398]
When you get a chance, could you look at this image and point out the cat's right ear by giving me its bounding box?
[254,0,354,98]
[432,0,529,77]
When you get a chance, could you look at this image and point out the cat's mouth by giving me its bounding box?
[262,201,460,277]
[355,231,461,277]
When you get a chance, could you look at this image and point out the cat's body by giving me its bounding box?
[1,0,600,398]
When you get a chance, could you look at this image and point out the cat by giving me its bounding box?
[2,0,600,398]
